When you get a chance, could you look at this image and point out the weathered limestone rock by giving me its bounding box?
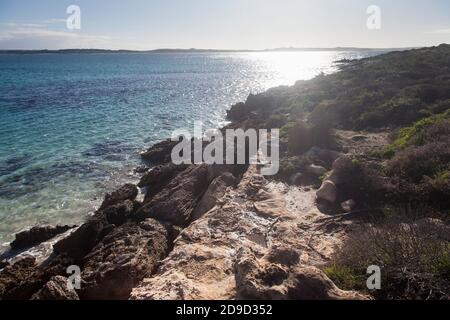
[141,139,178,164]
[79,219,170,300]
[53,214,113,261]
[136,164,211,226]
[10,225,75,250]
[99,184,138,211]
[130,166,277,300]
[138,163,187,200]
[130,165,363,300]
[31,276,79,300]
[235,250,366,300]
[54,184,140,260]
[0,256,36,298]
[104,200,135,226]
[1,254,76,300]
[287,266,368,300]
[192,172,237,220]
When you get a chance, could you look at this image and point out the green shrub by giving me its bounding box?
[327,216,450,300]
[376,111,450,159]
[268,114,288,128]
[280,121,296,138]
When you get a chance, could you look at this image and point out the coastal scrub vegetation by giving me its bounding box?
[227,44,450,299]
[325,215,450,300]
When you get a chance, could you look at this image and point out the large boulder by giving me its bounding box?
[138,163,188,200]
[227,102,252,121]
[79,219,170,300]
[0,252,75,300]
[192,172,237,220]
[327,156,354,185]
[99,184,138,211]
[53,214,113,261]
[306,164,327,177]
[31,276,79,300]
[54,184,140,260]
[104,200,137,226]
[10,225,75,250]
[141,139,178,164]
[1,255,76,300]
[136,164,211,226]
[316,180,337,203]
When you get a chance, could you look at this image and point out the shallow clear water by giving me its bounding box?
[0,51,382,249]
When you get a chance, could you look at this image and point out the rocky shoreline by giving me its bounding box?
[1,45,449,300]
[0,108,371,300]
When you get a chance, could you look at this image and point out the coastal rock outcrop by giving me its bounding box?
[104,200,136,226]
[0,254,75,300]
[10,225,76,250]
[0,256,36,298]
[79,219,170,300]
[99,183,138,211]
[136,164,211,226]
[138,163,188,200]
[53,214,113,260]
[227,102,248,121]
[192,172,237,220]
[235,250,366,300]
[131,166,360,300]
[141,139,178,164]
[54,183,140,260]
[130,167,274,300]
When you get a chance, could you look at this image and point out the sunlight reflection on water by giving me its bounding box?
[0,50,382,249]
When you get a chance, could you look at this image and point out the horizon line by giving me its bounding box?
[0,45,429,53]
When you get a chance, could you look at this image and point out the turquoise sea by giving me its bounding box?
[0,50,383,250]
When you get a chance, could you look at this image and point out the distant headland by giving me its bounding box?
[0,47,415,54]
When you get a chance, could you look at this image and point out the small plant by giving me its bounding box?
[324,265,367,292]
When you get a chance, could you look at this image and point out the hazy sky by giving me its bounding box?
[0,0,449,50]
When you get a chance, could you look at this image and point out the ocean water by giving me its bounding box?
[0,51,382,250]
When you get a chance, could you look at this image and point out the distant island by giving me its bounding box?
[0,47,415,54]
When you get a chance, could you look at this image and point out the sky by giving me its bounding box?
[0,0,449,50]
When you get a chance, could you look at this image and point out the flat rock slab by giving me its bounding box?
[131,166,361,300]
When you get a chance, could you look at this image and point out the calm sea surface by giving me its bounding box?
[0,51,383,249]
